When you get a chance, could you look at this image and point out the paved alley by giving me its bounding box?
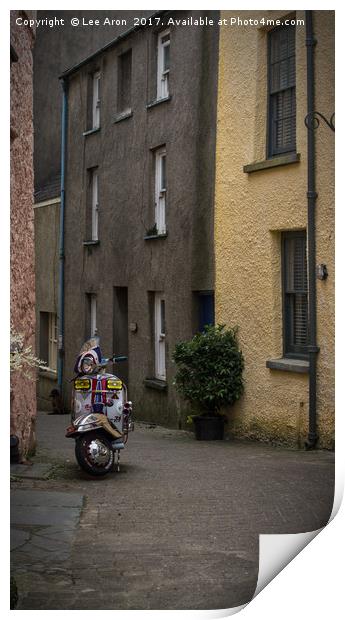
[11,411,334,610]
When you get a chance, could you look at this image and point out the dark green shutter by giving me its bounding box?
[268,25,296,156]
[282,231,308,358]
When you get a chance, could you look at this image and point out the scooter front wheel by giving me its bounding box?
[75,431,114,476]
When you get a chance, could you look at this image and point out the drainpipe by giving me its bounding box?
[57,78,68,396]
[305,11,319,449]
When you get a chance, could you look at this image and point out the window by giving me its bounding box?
[197,291,215,332]
[157,30,170,100]
[154,147,167,234]
[49,314,58,370]
[268,25,296,156]
[282,231,308,358]
[154,293,166,380]
[92,71,101,129]
[91,295,97,337]
[86,294,98,338]
[118,50,132,113]
[90,168,99,241]
[39,312,57,371]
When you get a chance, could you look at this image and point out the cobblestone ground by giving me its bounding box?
[11,411,334,610]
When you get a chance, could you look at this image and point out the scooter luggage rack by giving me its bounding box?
[91,387,122,392]
[91,389,120,393]
[90,388,121,400]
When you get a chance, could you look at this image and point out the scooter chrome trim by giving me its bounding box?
[65,413,122,440]
[87,438,112,466]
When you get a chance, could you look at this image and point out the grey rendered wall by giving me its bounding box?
[34,10,154,409]
[34,202,60,409]
[34,10,156,191]
[63,11,219,427]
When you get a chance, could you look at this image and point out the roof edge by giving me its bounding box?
[59,10,167,80]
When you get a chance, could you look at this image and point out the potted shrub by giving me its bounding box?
[172,324,244,440]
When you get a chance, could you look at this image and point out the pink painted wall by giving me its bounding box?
[10,11,37,458]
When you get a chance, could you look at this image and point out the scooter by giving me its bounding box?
[65,338,134,476]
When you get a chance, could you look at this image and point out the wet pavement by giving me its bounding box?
[10,411,335,610]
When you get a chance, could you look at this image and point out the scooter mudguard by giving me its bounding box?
[65,413,122,440]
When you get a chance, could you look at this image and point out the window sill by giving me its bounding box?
[144,233,168,241]
[39,366,57,380]
[83,127,100,137]
[266,357,309,374]
[243,152,300,174]
[144,378,167,391]
[83,240,100,247]
[113,109,133,124]
[146,95,172,110]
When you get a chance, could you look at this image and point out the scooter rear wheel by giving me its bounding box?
[75,431,114,476]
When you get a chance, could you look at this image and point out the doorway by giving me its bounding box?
[113,287,129,387]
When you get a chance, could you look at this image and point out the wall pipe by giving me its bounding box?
[57,78,68,396]
[305,11,319,449]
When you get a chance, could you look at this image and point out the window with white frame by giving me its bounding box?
[154,293,166,380]
[154,147,166,234]
[157,30,170,100]
[89,294,98,338]
[92,71,101,129]
[91,169,99,241]
[39,312,57,371]
[48,313,58,370]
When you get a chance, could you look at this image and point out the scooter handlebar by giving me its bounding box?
[112,355,127,363]
[95,355,128,368]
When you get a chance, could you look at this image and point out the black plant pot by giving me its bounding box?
[193,415,224,440]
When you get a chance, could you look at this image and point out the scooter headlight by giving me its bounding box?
[107,378,122,390]
[74,378,91,391]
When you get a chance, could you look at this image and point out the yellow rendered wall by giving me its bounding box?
[215,11,334,448]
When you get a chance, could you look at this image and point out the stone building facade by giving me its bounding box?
[34,9,334,447]
[33,10,157,409]
[10,11,37,457]
[60,11,219,425]
[214,10,334,448]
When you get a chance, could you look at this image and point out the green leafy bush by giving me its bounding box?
[173,324,244,416]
